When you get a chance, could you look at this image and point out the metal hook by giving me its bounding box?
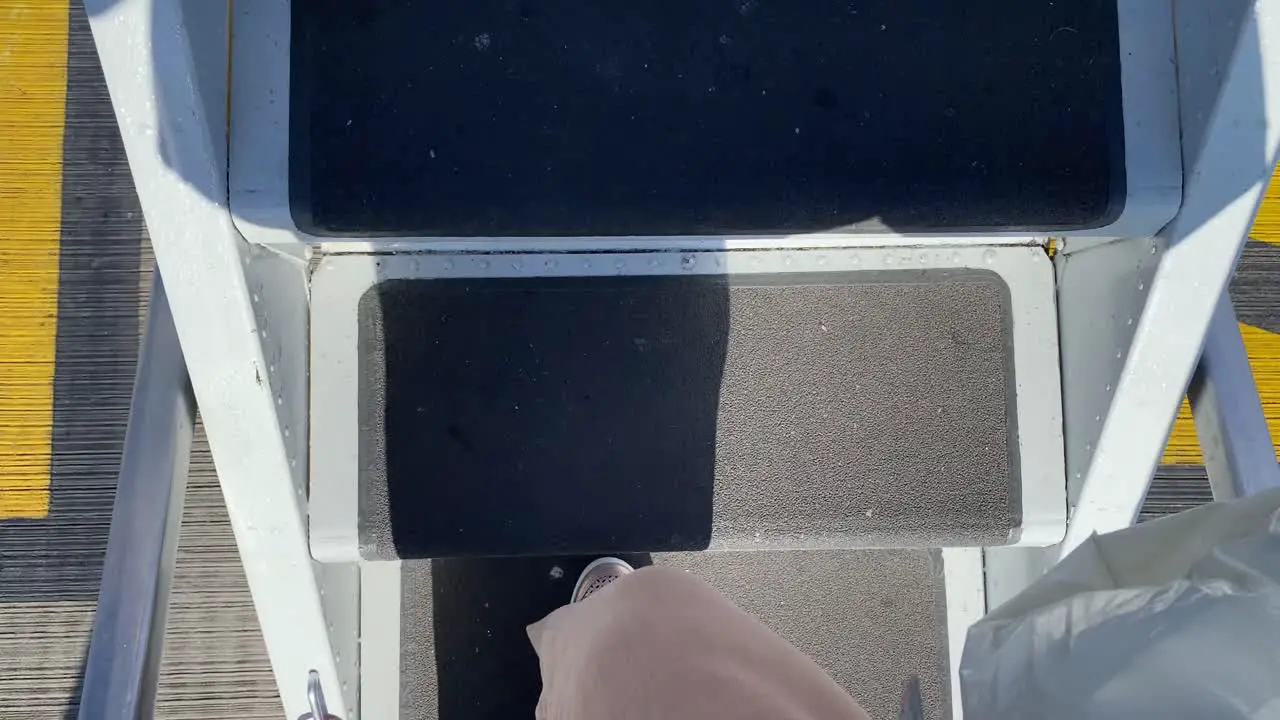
[299,670,336,720]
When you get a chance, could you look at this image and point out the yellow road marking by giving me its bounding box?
[0,2,69,518]
[1164,159,1280,465]
[1162,323,1280,465]
[1250,163,1280,245]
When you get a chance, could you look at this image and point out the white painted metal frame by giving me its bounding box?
[1190,296,1280,499]
[79,275,193,720]
[939,548,984,718]
[85,0,1280,717]
[984,0,1280,607]
[1055,235,1167,506]
[1061,0,1280,555]
[228,0,1181,252]
[82,1,357,717]
[308,246,1066,564]
[359,562,403,720]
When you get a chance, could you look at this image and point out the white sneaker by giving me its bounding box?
[571,557,635,603]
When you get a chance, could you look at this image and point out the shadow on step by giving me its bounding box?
[428,554,653,719]
[366,275,730,558]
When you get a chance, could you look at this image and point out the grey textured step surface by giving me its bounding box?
[400,549,951,720]
[359,270,1019,559]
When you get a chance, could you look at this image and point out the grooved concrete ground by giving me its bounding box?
[154,424,281,719]
[1,423,283,719]
[0,3,280,717]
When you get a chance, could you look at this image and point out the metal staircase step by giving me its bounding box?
[309,246,1065,561]
[284,1,1125,236]
[384,549,955,720]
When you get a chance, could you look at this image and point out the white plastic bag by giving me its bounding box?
[960,488,1280,719]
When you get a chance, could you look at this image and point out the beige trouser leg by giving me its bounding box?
[527,566,872,720]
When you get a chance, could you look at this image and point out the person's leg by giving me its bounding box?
[527,559,872,720]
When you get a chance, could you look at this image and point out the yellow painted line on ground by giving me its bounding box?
[1164,160,1280,465]
[1250,163,1280,245]
[0,2,69,518]
[1163,323,1280,465]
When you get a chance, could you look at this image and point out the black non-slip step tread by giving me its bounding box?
[293,0,1124,235]
[358,271,1019,560]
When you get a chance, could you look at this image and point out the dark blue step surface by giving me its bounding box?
[292,0,1125,236]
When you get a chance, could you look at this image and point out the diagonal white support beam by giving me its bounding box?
[79,275,193,720]
[1062,0,1280,556]
[82,1,357,717]
[1190,295,1280,499]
